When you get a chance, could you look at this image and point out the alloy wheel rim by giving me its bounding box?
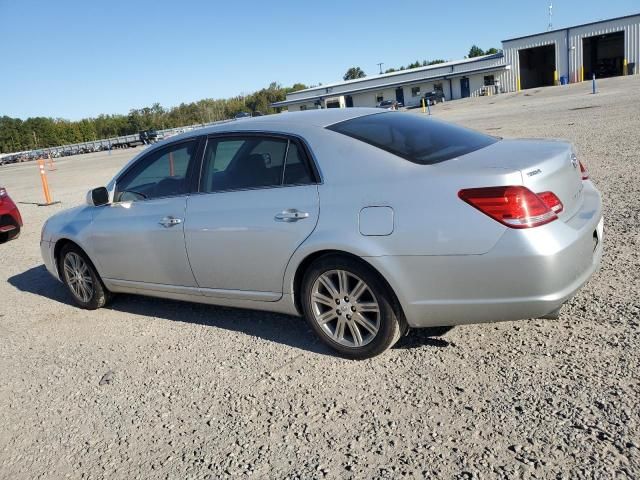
[63,252,94,303]
[310,269,380,348]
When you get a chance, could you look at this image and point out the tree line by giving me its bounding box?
[343,45,500,80]
[0,82,307,153]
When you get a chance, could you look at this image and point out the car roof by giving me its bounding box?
[170,108,382,141]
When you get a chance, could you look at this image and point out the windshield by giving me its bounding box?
[327,112,498,165]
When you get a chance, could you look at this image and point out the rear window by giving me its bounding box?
[327,112,497,165]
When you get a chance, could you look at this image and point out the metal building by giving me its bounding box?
[273,55,510,111]
[273,13,640,111]
[501,13,640,91]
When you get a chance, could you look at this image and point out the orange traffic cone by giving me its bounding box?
[37,159,60,206]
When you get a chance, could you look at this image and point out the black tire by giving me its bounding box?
[301,254,402,359]
[59,244,112,309]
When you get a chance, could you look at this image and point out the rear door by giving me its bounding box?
[184,134,320,300]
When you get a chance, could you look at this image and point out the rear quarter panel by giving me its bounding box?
[282,128,519,292]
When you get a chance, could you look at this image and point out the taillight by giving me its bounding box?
[458,186,558,229]
[579,161,589,180]
[536,191,563,214]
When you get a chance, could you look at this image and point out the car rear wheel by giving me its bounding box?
[301,255,402,359]
[59,244,112,309]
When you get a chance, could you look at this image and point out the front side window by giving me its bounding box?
[327,112,498,165]
[201,136,314,193]
[115,140,197,202]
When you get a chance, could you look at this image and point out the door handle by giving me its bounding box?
[159,216,183,228]
[274,209,310,222]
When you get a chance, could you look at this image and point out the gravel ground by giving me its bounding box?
[1,76,639,479]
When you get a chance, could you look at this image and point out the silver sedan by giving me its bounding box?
[40,109,603,358]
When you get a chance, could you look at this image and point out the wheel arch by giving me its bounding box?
[53,238,102,279]
[291,249,407,330]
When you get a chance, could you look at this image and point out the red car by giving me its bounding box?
[0,187,23,242]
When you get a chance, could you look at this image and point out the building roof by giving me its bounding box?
[502,12,640,42]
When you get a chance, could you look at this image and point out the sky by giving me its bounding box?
[0,0,637,120]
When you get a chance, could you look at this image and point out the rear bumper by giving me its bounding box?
[367,181,603,328]
[0,204,23,229]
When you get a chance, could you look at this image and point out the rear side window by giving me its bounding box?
[200,136,315,193]
[202,137,285,193]
[327,112,497,165]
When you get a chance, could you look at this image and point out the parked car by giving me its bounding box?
[424,90,445,104]
[235,112,251,119]
[376,100,403,110]
[139,130,159,145]
[40,109,603,359]
[0,187,23,243]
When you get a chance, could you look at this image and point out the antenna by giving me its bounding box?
[377,62,384,74]
[547,1,553,31]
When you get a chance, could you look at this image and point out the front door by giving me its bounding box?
[89,139,201,288]
[184,134,319,300]
[460,77,470,98]
[395,87,405,105]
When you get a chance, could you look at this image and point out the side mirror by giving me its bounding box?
[86,187,109,206]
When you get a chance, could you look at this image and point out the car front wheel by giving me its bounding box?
[301,255,402,359]
[59,244,112,309]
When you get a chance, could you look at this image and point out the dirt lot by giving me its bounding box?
[1,76,639,479]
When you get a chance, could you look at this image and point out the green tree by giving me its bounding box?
[0,82,311,153]
[288,83,308,93]
[468,45,485,58]
[485,47,500,55]
[343,67,366,80]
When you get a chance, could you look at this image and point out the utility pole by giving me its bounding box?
[377,62,384,74]
[547,1,553,31]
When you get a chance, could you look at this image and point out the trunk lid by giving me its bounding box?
[449,139,584,221]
